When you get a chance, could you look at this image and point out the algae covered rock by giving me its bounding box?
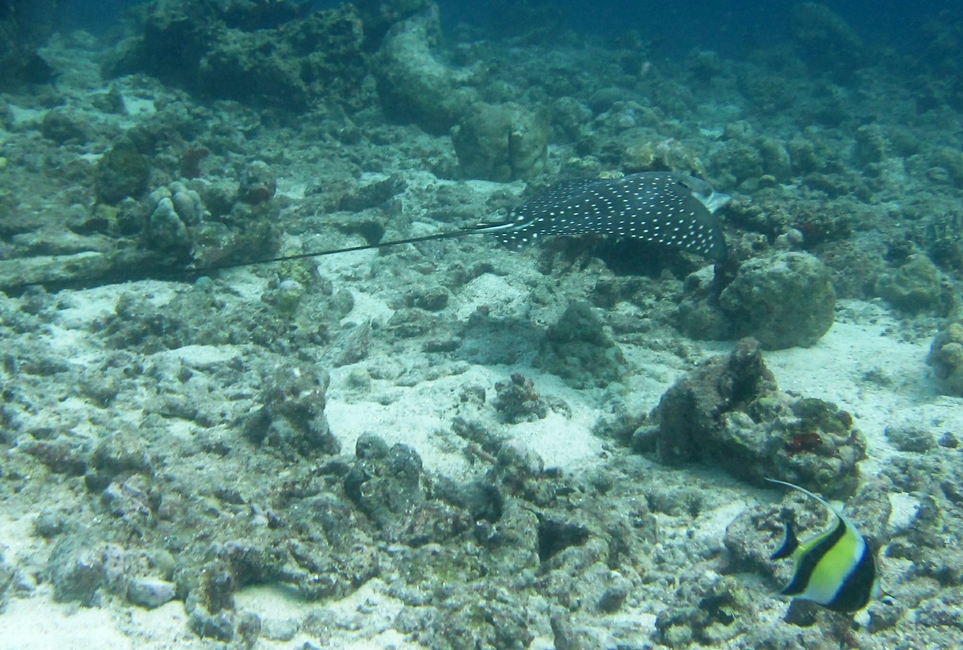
[237,160,277,205]
[343,433,494,547]
[0,252,114,294]
[344,436,426,531]
[711,136,764,188]
[95,146,150,205]
[84,429,154,493]
[107,1,366,110]
[242,362,338,457]
[884,424,937,453]
[653,338,865,497]
[453,102,550,182]
[0,551,14,607]
[655,575,753,647]
[876,254,949,314]
[354,0,433,49]
[47,537,107,606]
[373,7,476,134]
[41,109,93,145]
[854,124,889,167]
[492,372,548,424]
[0,0,57,90]
[928,321,963,397]
[720,251,835,350]
[789,2,865,81]
[535,301,625,389]
[198,7,366,109]
[655,338,776,465]
[677,265,732,342]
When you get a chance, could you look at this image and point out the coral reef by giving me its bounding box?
[3,2,963,647]
[144,183,202,251]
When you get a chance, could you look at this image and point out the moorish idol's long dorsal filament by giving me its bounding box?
[766,478,880,613]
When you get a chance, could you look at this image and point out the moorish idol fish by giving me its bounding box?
[767,479,880,613]
[199,172,731,272]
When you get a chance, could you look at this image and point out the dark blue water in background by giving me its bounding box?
[443,0,960,56]
[60,0,962,58]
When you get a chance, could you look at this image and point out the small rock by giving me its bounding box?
[884,425,936,453]
[867,599,904,633]
[597,579,629,613]
[47,538,105,606]
[34,508,69,538]
[127,577,176,609]
[408,285,450,311]
[493,373,547,424]
[261,617,299,641]
[189,608,235,641]
[550,610,585,650]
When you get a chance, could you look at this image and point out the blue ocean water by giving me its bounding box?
[59,0,961,56]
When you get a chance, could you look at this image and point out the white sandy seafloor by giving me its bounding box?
[1,255,959,650]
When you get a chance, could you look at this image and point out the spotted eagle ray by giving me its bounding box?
[476,171,730,260]
[204,171,731,271]
[2,172,731,291]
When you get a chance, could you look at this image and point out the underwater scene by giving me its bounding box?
[2,0,963,648]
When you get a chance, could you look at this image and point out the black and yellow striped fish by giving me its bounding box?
[767,479,880,612]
